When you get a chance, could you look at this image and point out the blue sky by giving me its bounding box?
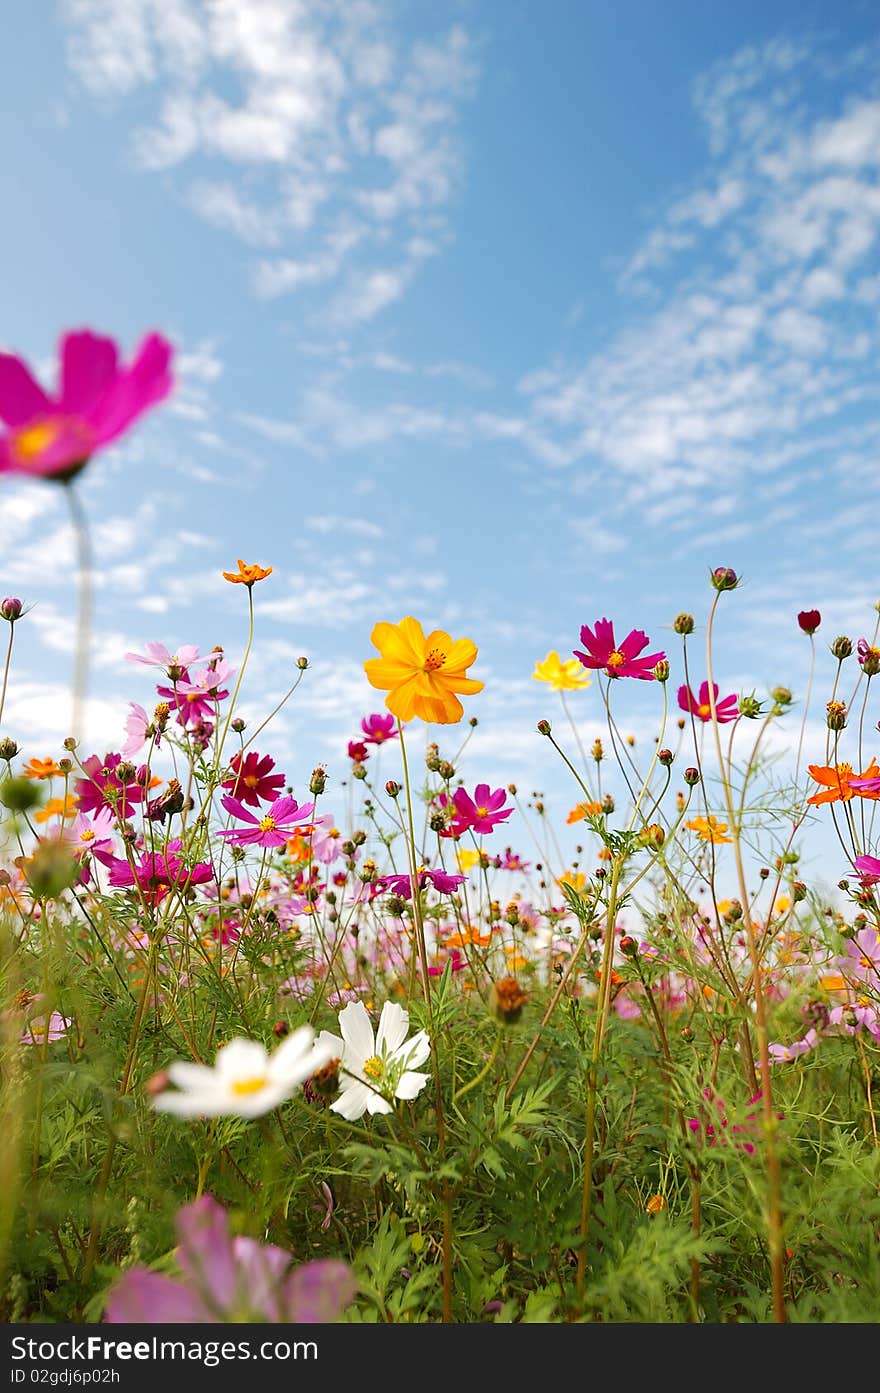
[2,0,880,895]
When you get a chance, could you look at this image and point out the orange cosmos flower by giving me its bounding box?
[566,800,602,823]
[364,616,483,725]
[445,923,493,948]
[806,759,880,805]
[222,559,273,587]
[33,794,78,823]
[23,757,63,780]
[686,815,733,844]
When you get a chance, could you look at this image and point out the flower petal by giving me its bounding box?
[0,353,52,427]
[376,1001,410,1056]
[338,1001,375,1064]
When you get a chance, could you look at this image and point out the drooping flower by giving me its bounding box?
[440,783,513,837]
[807,760,880,805]
[0,328,173,482]
[104,1195,356,1323]
[315,1001,431,1121]
[364,617,483,724]
[222,560,273,587]
[98,838,214,907]
[376,867,466,899]
[574,619,666,681]
[221,751,286,808]
[217,794,315,848]
[532,651,592,691]
[153,1027,333,1119]
[686,815,733,844]
[678,680,739,724]
[361,713,398,745]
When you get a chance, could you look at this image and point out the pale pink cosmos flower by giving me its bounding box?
[105,1195,355,1323]
[125,642,205,674]
[19,1011,71,1046]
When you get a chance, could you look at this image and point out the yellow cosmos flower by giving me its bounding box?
[532,651,592,691]
[364,616,484,725]
[686,815,733,844]
[456,847,481,872]
[558,869,588,893]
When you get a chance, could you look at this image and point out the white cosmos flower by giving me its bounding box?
[153,1026,334,1119]
[316,1001,431,1122]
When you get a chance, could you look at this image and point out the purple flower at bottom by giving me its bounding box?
[104,1195,356,1323]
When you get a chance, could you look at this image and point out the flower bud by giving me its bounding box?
[831,635,853,660]
[792,881,807,902]
[680,1025,695,1043]
[683,767,701,786]
[231,717,246,733]
[0,597,23,622]
[115,761,137,783]
[0,776,40,812]
[351,761,367,780]
[658,748,673,766]
[297,656,309,670]
[592,739,604,762]
[385,780,400,799]
[438,760,456,781]
[507,782,517,795]
[602,794,615,814]
[63,736,78,752]
[738,694,763,719]
[310,766,327,796]
[0,737,19,761]
[673,613,694,636]
[536,719,551,736]
[652,659,670,683]
[273,1020,290,1038]
[770,686,792,707]
[710,566,738,592]
[826,700,847,731]
[23,841,79,899]
[797,610,821,635]
[619,935,638,958]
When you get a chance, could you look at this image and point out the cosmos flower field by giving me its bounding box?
[1,331,879,1325]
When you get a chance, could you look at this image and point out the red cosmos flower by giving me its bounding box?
[360,713,398,744]
[0,329,173,482]
[347,740,369,762]
[221,751,286,808]
[678,680,739,724]
[797,610,821,635]
[574,618,666,680]
[75,753,145,819]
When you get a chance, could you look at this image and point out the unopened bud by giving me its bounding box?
[831,635,853,660]
[710,566,738,592]
[592,739,604,762]
[658,748,673,766]
[602,794,615,814]
[0,597,23,622]
[273,1020,290,1038]
[231,717,246,733]
[491,976,529,1024]
[770,686,792,707]
[683,767,701,786]
[537,720,551,736]
[673,613,694,636]
[619,935,637,958]
[63,736,77,751]
[115,761,136,783]
[653,659,670,683]
[792,881,807,902]
[385,780,400,799]
[297,656,309,670]
[309,766,327,796]
[0,737,19,761]
[826,700,847,731]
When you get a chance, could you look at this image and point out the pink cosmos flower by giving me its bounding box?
[75,752,145,819]
[19,1011,72,1046]
[105,1195,355,1324]
[125,642,205,676]
[853,853,880,883]
[160,658,234,728]
[768,1031,820,1063]
[221,751,286,808]
[574,618,666,680]
[121,701,161,759]
[840,925,880,982]
[361,713,398,745]
[0,329,173,482]
[377,868,466,899]
[442,783,513,836]
[309,816,351,865]
[500,849,531,872]
[217,794,315,849]
[678,680,739,724]
[98,839,214,907]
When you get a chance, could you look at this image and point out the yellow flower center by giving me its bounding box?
[424,647,446,672]
[363,1055,384,1080]
[13,420,62,461]
[329,828,340,838]
[29,1024,48,1039]
[231,1076,269,1096]
[258,815,276,832]
[244,774,260,788]
[80,829,95,843]
[476,806,489,819]
[697,703,712,718]
[606,650,626,669]
[860,956,875,970]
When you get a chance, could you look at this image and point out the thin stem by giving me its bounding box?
[0,623,14,728]
[65,484,93,743]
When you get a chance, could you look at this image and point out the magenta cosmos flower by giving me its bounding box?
[377,868,466,899]
[574,619,666,680]
[221,750,286,808]
[361,712,398,744]
[105,1195,355,1324]
[0,329,173,482]
[217,794,315,848]
[678,680,739,723]
[441,783,513,837]
[75,752,145,819]
[98,839,214,907]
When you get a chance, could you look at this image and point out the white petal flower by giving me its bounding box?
[328,1001,432,1121]
[153,1025,334,1119]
